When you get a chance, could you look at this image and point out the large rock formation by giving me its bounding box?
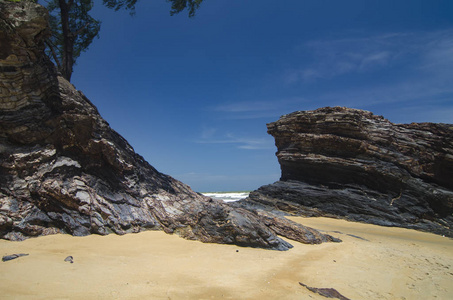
[0,0,339,249]
[238,107,453,237]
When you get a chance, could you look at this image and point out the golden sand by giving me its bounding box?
[1,217,452,299]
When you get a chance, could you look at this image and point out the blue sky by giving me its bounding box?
[67,0,452,192]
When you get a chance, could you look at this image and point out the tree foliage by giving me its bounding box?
[40,0,204,81]
[101,0,138,13]
[45,0,101,81]
[101,0,203,17]
[168,0,203,17]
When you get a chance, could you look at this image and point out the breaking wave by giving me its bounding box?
[202,192,250,202]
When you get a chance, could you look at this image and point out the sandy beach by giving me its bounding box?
[1,217,452,300]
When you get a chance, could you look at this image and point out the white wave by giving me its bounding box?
[202,192,249,202]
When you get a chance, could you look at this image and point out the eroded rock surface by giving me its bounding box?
[238,107,453,237]
[0,0,338,249]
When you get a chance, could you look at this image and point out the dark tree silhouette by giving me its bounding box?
[41,0,204,81]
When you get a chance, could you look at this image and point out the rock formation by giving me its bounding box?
[238,107,453,237]
[0,0,339,249]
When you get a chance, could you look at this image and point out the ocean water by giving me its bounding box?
[202,192,250,202]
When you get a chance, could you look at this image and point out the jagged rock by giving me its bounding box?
[238,107,453,237]
[0,0,338,249]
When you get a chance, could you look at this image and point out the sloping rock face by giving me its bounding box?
[239,107,453,237]
[0,0,339,249]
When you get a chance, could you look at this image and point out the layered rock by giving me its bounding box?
[0,0,339,249]
[239,107,453,237]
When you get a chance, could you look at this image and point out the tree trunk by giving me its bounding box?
[58,0,74,81]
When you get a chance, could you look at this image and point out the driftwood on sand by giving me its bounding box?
[299,282,351,300]
[2,254,29,262]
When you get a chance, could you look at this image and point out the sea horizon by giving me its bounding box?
[201,191,250,202]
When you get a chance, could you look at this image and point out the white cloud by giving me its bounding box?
[195,131,275,150]
[200,126,217,139]
[277,29,453,124]
[205,29,453,125]
[211,97,310,120]
[286,30,453,84]
[359,51,391,70]
[418,34,453,75]
[196,136,275,150]
[214,101,277,113]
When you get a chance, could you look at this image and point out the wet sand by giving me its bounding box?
[1,217,452,299]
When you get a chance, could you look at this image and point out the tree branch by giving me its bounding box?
[45,39,62,70]
[72,22,91,37]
